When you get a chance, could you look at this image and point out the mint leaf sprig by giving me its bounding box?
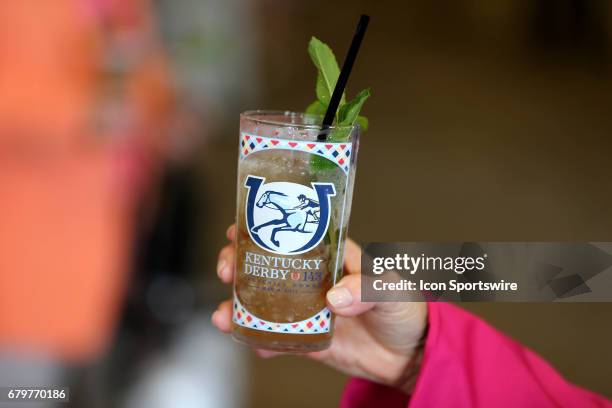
[306,36,370,140]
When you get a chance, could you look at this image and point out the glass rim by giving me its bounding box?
[240,110,358,131]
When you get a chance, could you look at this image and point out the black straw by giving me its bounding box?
[318,14,370,141]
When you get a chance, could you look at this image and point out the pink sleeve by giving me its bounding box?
[341,302,611,408]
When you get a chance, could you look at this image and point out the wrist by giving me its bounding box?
[393,322,428,394]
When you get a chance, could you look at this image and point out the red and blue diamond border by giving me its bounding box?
[233,293,331,334]
[239,133,352,174]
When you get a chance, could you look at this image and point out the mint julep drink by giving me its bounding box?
[231,16,370,351]
[231,111,359,351]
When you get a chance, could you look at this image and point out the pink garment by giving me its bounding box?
[341,302,611,408]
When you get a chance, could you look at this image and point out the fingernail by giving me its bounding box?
[217,259,226,278]
[211,310,219,325]
[327,286,353,308]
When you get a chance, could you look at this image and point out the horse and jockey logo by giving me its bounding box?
[244,175,336,255]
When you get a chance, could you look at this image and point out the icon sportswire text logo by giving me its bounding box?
[244,175,336,255]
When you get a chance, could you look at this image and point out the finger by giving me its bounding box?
[343,238,362,275]
[211,299,233,333]
[304,350,330,362]
[217,244,235,283]
[226,224,236,242]
[254,349,284,359]
[326,274,375,317]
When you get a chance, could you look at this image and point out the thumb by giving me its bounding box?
[327,273,416,318]
[326,274,375,317]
